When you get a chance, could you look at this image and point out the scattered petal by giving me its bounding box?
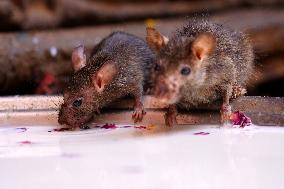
[230,111,252,128]
[193,132,210,135]
[101,123,117,129]
[18,141,32,144]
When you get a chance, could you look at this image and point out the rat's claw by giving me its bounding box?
[132,101,146,123]
[132,109,146,123]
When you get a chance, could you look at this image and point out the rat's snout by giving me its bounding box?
[58,102,94,128]
[154,75,181,104]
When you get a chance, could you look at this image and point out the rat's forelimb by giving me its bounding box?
[131,86,146,123]
[220,84,233,125]
[164,104,178,127]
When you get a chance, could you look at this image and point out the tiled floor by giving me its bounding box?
[0,124,284,189]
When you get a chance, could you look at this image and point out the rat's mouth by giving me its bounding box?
[58,110,94,128]
[71,115,94,128]
[154,82,180,104]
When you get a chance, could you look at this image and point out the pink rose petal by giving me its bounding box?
[101,123,117,129]
[230,111,252,128]
[18,141,32,144]
[193,132,210,135]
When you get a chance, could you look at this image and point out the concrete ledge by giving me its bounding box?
[0,96,283,126]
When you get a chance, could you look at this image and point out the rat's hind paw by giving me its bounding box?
[231,85,247,99]
[132,101,146,123]
[164,105,177,127]
[220,104,232,125]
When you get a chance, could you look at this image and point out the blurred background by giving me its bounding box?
[0,0,283,96]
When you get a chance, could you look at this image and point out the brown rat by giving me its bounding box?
[58,31,155,128]
[146,18,254,126]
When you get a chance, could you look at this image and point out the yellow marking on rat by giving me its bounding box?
[145,18,157,28]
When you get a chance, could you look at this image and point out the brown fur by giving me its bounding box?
[146,18,254,126]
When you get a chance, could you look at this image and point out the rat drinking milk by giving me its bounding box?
[146,18,254,127]
[58,32,155,128]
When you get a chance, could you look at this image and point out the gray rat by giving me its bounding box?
[58,31,155,128]
[146,18,254,126]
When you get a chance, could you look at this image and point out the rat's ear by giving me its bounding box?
[72,45,86,72]
[92,61,117,93]
[146,27,169,52]
[191,33,216,62]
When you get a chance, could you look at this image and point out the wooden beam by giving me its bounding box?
[0,9,284,93]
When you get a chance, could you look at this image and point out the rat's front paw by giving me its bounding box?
[164,112,177,127]
[164,105,177,127]
[132,101,146,123]
[220,104,232,125]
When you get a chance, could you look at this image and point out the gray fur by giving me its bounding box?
[59,32,155,127]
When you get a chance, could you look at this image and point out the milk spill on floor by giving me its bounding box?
[0,124,284,189]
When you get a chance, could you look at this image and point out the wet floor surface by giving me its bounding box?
[0,124,284,189]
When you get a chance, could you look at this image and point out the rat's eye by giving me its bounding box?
[154,64,161,71]
[72,98,82,107]
[180,67,191,76]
